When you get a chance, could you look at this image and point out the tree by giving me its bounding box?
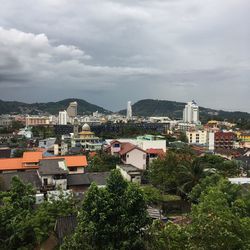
[0,177,77,249]
[62,169,150,250]
[148,150,195,195]
[188,187,250,249]
[176,158,207,196]
[87,152,120,172]
[145,220,188,250]
[0,177,36,249]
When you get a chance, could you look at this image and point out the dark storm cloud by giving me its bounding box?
[0,0,249,111]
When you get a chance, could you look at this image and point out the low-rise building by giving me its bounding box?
[0,151,88,174]
[109,141,147,170]
[116,164,142,183]
[186,130,208,145]
[214,131,236,150]
[38,159,69,190]
[26,116,50,126]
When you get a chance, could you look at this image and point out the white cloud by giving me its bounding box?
[0,27,160,91]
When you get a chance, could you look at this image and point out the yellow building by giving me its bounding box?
[238,132,250,142]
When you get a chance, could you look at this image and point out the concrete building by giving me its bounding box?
[126,101,132,120]
[54,139,68,156]
[0,115,13,127]
[186,130,208,145]
[17,127,33,139]
[39,138,57,149]
[67,101,77,119]
[106,135,167,153]
[214,131,236,150]
[38,159,69,190]
[59,110,68,125]
[117,164,142,183]
[183,101,200,124]
[26,116,50,126]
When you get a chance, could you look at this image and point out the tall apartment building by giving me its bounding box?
[183,101,199,124]
[127,101,132,120]
[67,101,77,118]
[58,110,68,125]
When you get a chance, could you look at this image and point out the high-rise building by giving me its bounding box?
[67,101,78,118]
[183,100,199,124]
[127,101,132,120]
[58,110,68,125]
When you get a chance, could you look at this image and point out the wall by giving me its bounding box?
[125,148,146,170]
[68,167,84,174]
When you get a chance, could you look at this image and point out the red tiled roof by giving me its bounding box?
[89,152,97,158]
[146,148,164,155]
[110,140,121,145]
[119,143,146,155]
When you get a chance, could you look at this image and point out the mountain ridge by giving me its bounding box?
[118,99,250,122]
[0,98,250,123]
[0,98,111,115]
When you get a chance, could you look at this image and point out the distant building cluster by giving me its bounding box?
[1,99,250,203]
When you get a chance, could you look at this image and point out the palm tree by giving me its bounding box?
[177,159,208,196]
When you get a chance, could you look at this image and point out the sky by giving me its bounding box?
[0,0,249,112]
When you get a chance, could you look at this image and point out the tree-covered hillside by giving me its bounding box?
[119,99,250,123]
[0,98,111,115]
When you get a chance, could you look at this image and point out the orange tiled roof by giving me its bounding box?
[0,158,23,171]
[44,155,88,168]
[0,153,88,171]
[22,152,43,163]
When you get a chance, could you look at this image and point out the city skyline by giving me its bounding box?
[0,1,249,112]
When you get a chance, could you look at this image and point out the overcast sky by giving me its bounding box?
[0,0,249,112]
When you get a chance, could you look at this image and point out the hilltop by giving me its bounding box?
[0,98,111,115]
[119,99,250,123]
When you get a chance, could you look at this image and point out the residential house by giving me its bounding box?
[110,141,147,170]
[38,159,69,190]
[116,164,142,183]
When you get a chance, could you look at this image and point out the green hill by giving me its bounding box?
[0,98,111,115]
[119,99,250,123]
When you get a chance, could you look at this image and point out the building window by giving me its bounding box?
[114,143,120,148]
[70,167,77,172]
[44,178,48,186]
[127,154,129,158]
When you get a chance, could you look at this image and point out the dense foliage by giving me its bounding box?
[87,152,120,172]
[0,177,77,249]
[62,170,150,250]
[148,150,242,198]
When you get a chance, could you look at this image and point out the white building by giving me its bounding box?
[58,110,68,125]
[127,101,132,120]
[183,101,200,124]
[109,141,147,170]
[106,137,167,153]
[17,127,33,139]
[186,130,208,145]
